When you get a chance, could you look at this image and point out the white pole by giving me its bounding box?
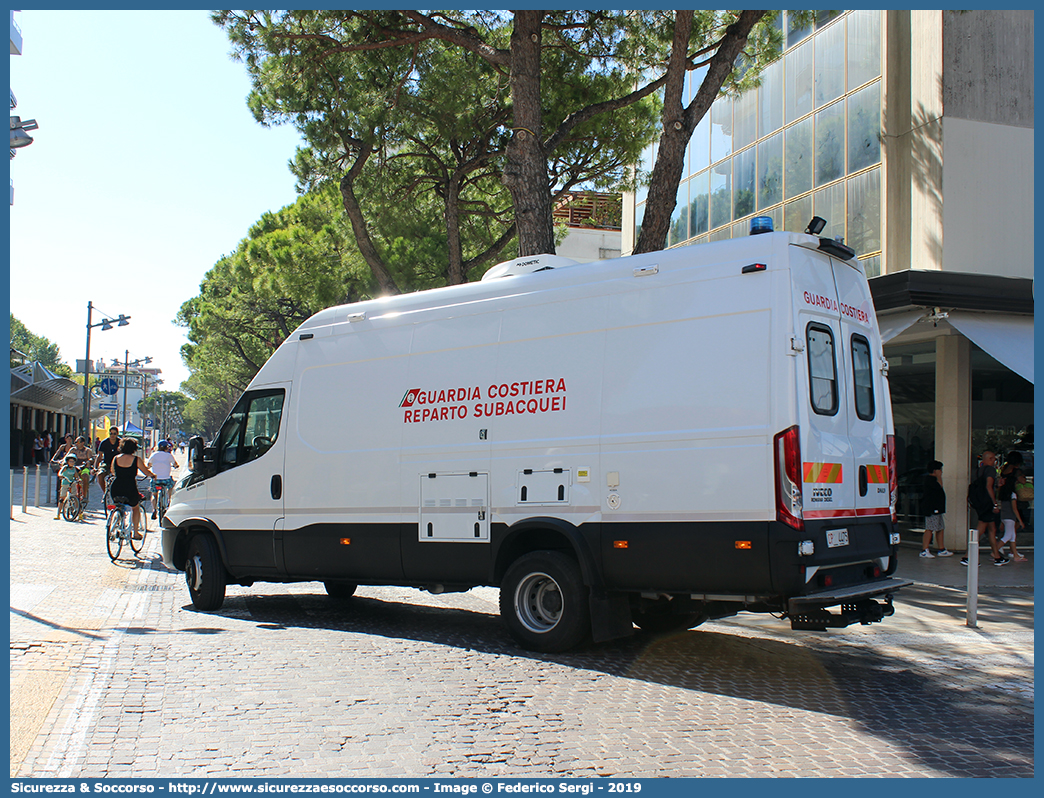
[21,466,28,513]
[965,527,979,627]
[33,464,40,507]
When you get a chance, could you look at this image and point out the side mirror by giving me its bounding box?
[188,436,205,474]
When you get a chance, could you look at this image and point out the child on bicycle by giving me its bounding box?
[146,440,180,520]
[54,453,80,521]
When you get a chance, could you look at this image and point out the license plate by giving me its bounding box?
[826,528,850,548]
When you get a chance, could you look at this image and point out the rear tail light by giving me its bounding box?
[886,434,898,523]
[774,425,804,530]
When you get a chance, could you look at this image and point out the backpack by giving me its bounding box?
[967,468,991,510]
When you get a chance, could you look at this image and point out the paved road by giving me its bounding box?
[9,475,1034,779]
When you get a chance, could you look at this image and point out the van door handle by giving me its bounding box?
[858,466,868,497]
[271,475,282,500]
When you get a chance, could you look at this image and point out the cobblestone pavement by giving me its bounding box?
[10,476,1034,779]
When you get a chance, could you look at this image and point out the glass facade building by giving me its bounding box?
[633,10,884,277]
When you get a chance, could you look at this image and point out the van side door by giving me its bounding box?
[206,384,289,575]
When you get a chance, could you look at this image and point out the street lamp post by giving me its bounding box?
[82,302,129,437]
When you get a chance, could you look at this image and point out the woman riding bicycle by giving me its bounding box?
[108,438,157,540]
[146,440,180,520]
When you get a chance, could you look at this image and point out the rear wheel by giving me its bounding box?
[324,581,358,599]
[157,489,169,523]
[106,511,123,561]
[185,534,226,611]
[128,514,145,555]
[500,551,590,653]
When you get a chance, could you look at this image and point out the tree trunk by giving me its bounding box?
[445,170,466,285]
[338,149,401,296]
[634,10,766,255]
[503,10,556,257]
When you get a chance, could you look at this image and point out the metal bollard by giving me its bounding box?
[22,466,28,513]
[34,464,40,507]
[966,527,978,627]
[46,466,52,507]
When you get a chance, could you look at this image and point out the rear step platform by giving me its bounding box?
[786,577,913,630]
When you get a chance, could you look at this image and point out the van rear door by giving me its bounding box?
[832,259,891,519]
[793,245,855,526]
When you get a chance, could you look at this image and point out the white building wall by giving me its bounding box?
[941,117,1034,279]
[557,227,621,263]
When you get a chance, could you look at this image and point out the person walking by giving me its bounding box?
[962,450,1008,566]
[920,460,952,557]
[997,451,1028,562]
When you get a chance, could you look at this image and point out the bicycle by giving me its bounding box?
[152,477,173,523]
[106,499,145,561]
[59,479,84,522]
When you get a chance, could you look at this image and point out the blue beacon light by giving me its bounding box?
[750,216,774,235]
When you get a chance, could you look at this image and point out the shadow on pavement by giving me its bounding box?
[178,590,1033,777]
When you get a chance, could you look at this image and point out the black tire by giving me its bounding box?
[500,550,590,653]
[106,510,123,561]
[61,496,79,522]
[324,581,358,599]
[185,534,227,611]
[128,518,145,555]
[634,612,707,636]
[157,489,169,524]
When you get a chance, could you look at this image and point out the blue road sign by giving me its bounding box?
[99,403,118,411]
[99,378,119,395]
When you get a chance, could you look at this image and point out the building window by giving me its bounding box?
[785,39,814,122]
[758,59,784,138]
[668,178,688,247]
[847,9,882,89]
[734,146,756,219]
[785,116,814,198]
[813,181,846,240]
[709,160,732,230]
[848,82,882,173]
[784,195,813,235]
[814,16,846,108]
[847,168,882,255]
[690,170,710,236]
[757,132,784,209]
[710,97,732,163]
[815,100,846,186]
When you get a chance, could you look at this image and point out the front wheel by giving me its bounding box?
[185,534,227,611]
[61,496,79,522]
[500,551,590,653]
[106,511,123,561]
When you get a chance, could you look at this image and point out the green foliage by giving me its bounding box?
[176,186,371,433]
[10,315,73,376]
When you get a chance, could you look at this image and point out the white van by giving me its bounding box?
[164,222,910,652]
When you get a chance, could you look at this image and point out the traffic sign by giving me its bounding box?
[99,403,118,411]
[99,377,119,395]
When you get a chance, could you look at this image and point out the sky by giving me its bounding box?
[9,9,305,391]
